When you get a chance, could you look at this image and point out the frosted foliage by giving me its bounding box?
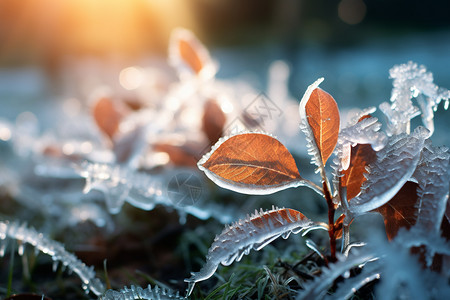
[298,78,326,172]
[75,162,234,224]
[296,250,377,300]
[413,140,450,234]
[100,284,185,300]
[0,220,105,295]
[185,207,313,290]
[348,126,429,215]
[383,61,450,135]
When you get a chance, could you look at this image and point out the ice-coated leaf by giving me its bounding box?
[297,249,376,300]
[373,181,419,240]
[202,99,226,144]
[92,96,126,140]
[382,61,450,136]
[299,78,340,168]
[412,140,450,235]
[340,144,377,201]
[0,220,105,295]
[198,132,306,195]
[185,207,313,289]
[100,284,185,300]
[348,126,429,215]
[168,27,216,79]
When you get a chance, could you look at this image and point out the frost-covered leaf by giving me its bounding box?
[185,207,313,291]
[100,284,185,300]
[168,27,216,79]
[0,220,105,295]
[202,99,226,144]
[296,250,377,300]
[340,144,377,201]
[412,140,450,234]
[92,96,127,140]
[348,126,429,215]
[373,181,419,240]
[198,132,307,195]
[299,78,340,168]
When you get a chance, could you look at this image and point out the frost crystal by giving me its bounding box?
[100,284,185,300]
[413,140,450,235]
[382,61,450,136]
[0,220,105,295]
[348,126,429,215]
[75,161,234,224]
[185,207,313,295]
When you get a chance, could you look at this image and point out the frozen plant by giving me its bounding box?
[100,284,185,300]
[185,62,449,298]
[0,220,105,296]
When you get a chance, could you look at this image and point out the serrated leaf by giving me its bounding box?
[340,144,377,200]
[348,126,429,214]
[299,78,340,167]
[185,207,313,286]
[373,181,419,240]
[198,132,304,195]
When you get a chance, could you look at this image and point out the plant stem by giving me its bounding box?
[322,180,337,262]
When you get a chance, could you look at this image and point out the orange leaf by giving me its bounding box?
[202,99,226,144]
[373,181,419,240]
[199,133,303,194]
[340,144,377,200]
[179,38,204,74]
[92,97,126,140]
[305,88,340,165]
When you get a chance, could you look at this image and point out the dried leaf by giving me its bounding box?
[169,28,215,78]
[334,214,346,239]
[305,87,340,165]
[340,144,377,200]
[299,78,340,169]
[198,132,304,195]
[185,207,313,287]
[202,99,226,144]
[92,97,126,140]
[373,181,419,240]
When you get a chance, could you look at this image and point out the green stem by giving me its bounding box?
[7,241,15,297]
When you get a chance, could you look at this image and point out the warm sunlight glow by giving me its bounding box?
[120,67,144,90]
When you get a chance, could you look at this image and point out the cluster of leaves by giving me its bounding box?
[186,69,450,298]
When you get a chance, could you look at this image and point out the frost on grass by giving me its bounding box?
[185,207,313,295]
[348,126,429,215]
[75,161,234,224]
[0,220,105,296]
[100,284,185,300]
[380,61,450,136]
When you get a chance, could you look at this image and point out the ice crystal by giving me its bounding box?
[100,284,185,300]
[348,126,429,215]
[382,61,450,136]
[0,220,105,296]
[185,207,313,295]
[75,161,234,224]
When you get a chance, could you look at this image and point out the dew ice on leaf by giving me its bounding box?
[185,207,313,292]
[348,126,429,215]
[198,132,307,195]
[299,78,340,171]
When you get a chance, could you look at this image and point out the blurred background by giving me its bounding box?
[0,0,449,141]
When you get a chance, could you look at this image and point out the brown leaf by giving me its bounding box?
[179,38,204,74]
[92,97,126,140]
[305,88,340,165]
[334,214,346,239]
[199,133,302,194]
[202,99,226,144]
[340,144,377,200]
[373,181,419,240]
